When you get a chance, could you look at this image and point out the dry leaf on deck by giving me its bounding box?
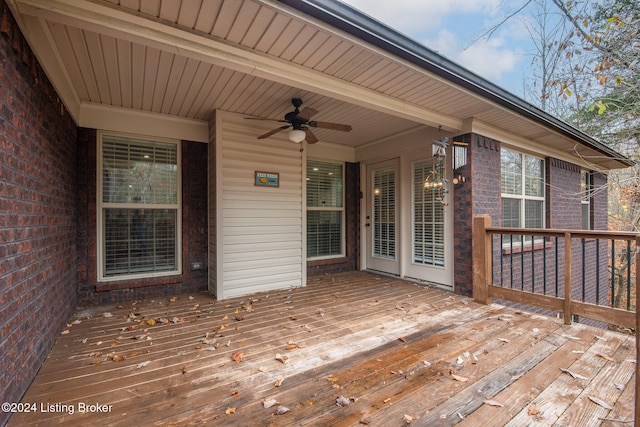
[285,343,299,351]
[102,312,113,318]
[528,404,540,415]
[588,396,612,410]
[262,398,278,408]
[483,400,504,407]
[560,368,588,380]
[451,374,468,382]
[182,366,187,374]
[274,378,284,387]
[336,396,352,407]
[275,353,289,364]
[597,353,614,362]
[232,350,244,363]
[135,361,151,369]
[111,354,125,362]
[275,405,290,415]
[188,295,194,300]
[225,407,236,415]
[403,414,414,423]
[169,296,178,302]
[61,330,69,335]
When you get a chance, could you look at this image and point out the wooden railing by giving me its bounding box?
[473,215,639,423]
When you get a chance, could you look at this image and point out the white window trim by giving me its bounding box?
[306,160,346,261]
[501,149,545,248]
[581,170,591,230]
[96,131,182,282]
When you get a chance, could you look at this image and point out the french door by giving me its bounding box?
[365,160,399,275]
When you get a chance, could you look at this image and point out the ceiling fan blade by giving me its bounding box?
[257,125,290,139]
[308,121,352,132]
[304,128,319,144]
[296,107,318,120]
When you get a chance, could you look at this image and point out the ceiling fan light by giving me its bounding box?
[288,129,306,143]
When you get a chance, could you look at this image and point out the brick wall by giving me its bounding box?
[307,162,360,276]
[454,134,501,296]
[0,2,78,424]
[76,130,209,305]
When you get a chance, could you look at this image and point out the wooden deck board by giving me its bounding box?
[6,272,635,426]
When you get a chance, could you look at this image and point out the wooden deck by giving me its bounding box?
[8,272,636,426]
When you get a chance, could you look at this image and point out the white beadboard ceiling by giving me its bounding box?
[6,0,628,169]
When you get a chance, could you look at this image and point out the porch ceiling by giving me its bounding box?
[6,0,630,169]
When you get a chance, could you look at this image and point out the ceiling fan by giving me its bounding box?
[245,98,352,144]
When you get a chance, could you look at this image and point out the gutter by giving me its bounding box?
[277,0,633,168]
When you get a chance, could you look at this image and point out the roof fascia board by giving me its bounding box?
[14,0,462,132]
[279,0,631,168]
[464,118,620,171]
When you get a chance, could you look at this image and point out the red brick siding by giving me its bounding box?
[454,134,502,296]
[0,2,77,423]
[76,129,209,305]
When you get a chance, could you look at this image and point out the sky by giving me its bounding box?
[340,0,538,99]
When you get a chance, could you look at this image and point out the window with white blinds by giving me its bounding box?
[98,134,181,280]
[307,160,344,259]
[413,159,445,266]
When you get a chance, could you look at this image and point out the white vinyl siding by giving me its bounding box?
[212,111,303,299]
[98,133,181,281]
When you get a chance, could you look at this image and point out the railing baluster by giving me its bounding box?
[543,236,547,295]
[564,232,572,325]
[521,234,525,291]
[626,240,631,311]
[581,238,586,302]
[611,240,616,307]
[595,239,600,305]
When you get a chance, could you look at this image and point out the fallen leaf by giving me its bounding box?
[398,337,406,343]
[232,350,244,363]
[275,353,289,364]
[528,404,540,415]
[597,354,615,362]
[146,319,156,326]
[560,368,588,380]
[451,374,468,382]
[588,396,612,410]
[135,361,151,369]
[231,391,239,398]
[483,400,504,407]
[188,295,194,300]
[263,398,278,408]
[81,338,88,344]
[102,312,113,318]
[285,343,299,350]
[169,296,178,302]
[336,396,352,407]
[326,377,339,383]
[225,407,236,415]
[111,354,125,362]
[61,330,70,335]
[275,405,290,415]
[274,378,284,387]
[497,338,510,343]
[182,366,187,374]
[235,314,244,321]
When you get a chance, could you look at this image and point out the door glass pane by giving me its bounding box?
[373,167,395,259]
[413,159,445,266]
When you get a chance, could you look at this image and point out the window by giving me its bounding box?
[98,133,181,280]
[501,148,545,238]
[306,160,344,259]
[581,170,591,229]
[413,159,445,266]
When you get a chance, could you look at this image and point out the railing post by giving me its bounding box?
[473,215,492,305]
[635,236,639,426]
[564,232,572,325]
